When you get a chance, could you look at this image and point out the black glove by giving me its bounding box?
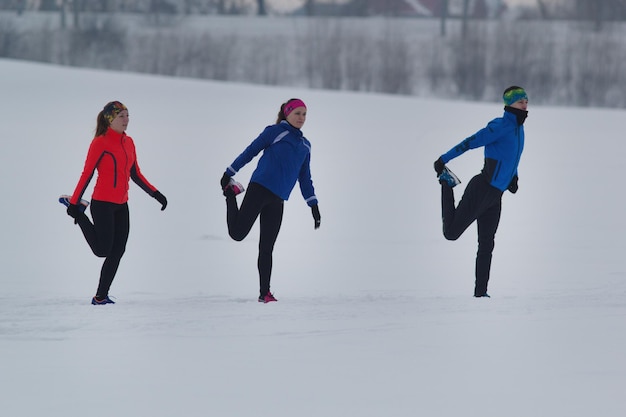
[508,176,519,194]
[66,204,82,224]
[67,204,81,218]
[220,172,231,190]
[153,190,168,210]
[434,157,445,176]
[311,205,321,230]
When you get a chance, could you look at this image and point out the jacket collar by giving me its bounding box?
[504,106,528,126]
[280,120,303,136]
[105,127,126,139]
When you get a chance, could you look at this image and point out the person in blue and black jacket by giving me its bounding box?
[434,86,528,298]
[220,98,321,303]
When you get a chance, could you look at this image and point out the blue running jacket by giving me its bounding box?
[226,121,318,206]
[441,109,524,192]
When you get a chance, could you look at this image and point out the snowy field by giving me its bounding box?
[1,58,625,416]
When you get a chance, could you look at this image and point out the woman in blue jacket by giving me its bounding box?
[434,86,528,298]
[220,98,321,303]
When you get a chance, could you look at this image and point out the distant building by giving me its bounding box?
[363,0,433,17]
[416,0,505,19]
[293,0,505,18]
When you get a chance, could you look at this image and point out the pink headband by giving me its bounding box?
[283,99,306,117]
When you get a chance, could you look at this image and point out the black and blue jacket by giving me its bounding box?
[441,109,525,192]
[226,120,318,206]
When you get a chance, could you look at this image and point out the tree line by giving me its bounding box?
[1,13,625,108]
[5,0,626,23]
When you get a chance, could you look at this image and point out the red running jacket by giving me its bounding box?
[70,127,157,205]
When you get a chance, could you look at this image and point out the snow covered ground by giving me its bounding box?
[1,58,624,416]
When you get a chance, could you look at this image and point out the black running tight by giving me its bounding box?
[441,174,503,296]
[76,200,130,299]
[226,182,284,297]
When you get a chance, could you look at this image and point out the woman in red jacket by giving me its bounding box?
[60,101,167,305]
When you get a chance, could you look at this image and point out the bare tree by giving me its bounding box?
[344,0,369,16]
[451,25,487,99]
[304,20,343,89]
[536,0,550,19]
[576,0,603,31]
[377,27,413,94]
[60,0,67,29]
[461,0,470,38]
[569,0,626,30]
[440,0,448,36]
[73,0,84,29]
[344,34,374,91]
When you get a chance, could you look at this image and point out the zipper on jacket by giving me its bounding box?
[511,126,523,180]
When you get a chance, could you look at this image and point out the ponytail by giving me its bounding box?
[275,102,288,124]
[95,110,109,137]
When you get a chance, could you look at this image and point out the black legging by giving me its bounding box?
[226,182,284,297]
[76,200,130,299]
[441,174,503,296]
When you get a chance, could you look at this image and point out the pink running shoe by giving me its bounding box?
[258,292,278,303]
[223,178,245,197]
